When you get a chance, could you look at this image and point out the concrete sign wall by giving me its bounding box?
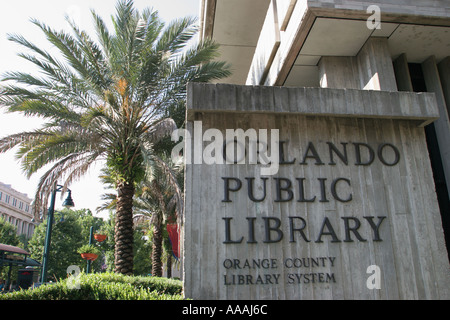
[182,83,450,300]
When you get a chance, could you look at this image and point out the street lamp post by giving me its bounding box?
[40,182,75,283]
[86,226,107,274]
[86,226,94,274]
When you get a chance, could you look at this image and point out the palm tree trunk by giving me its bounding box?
[152,219,163,277]
[114,182,135,275]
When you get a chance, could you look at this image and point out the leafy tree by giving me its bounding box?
[133,223,152,276]
[0,0,230,275]
[0,218,23,281]
[28,208,106,280]
[29,210,82,281]
[0,218,21,247]
[97,212,116,273]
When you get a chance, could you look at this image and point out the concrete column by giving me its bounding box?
[437,57,450,118]
[318,56,359,89]
[22,221,27,237]
[246,0,281,85]
[422,56,450,199]
[393,53,414,92]
[16,219,22,236]
[319,38,397,92]
[356,37,398,91]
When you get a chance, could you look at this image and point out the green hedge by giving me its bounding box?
[0,273,184,300]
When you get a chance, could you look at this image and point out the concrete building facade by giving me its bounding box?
[0,182,36,238]
[199,0,450,257]
[181,0,450,300]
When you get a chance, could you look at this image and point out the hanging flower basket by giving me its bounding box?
[80,253,98,261]
[77,244,100,261]
[94,234,107,242]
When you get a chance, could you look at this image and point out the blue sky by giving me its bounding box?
[0,0,199,218]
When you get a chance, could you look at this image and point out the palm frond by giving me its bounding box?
[156,17,197,55]
[0,131,51,153]
[96,192,117,212]
[32,151,97,219]
[144,118,177,144]
[148,153,184,223]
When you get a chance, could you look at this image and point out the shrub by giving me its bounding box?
[0,272,184,300]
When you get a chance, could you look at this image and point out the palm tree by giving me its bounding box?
[133,154,183,277]
[0,0,230,275]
